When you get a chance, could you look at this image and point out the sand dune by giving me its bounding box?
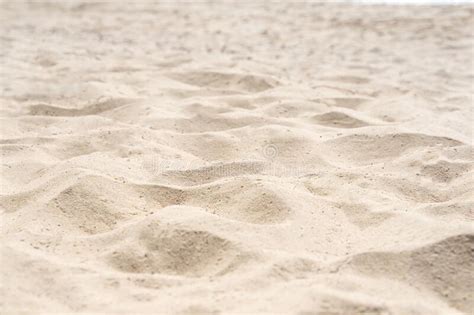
[1,2,473,314]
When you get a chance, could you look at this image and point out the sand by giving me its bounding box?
[1,2,473,314]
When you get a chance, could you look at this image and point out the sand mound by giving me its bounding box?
[166,71,280,93]
[311,111,371,128]
[341,234,474,313]
[323,133,463,164]
[27,98,135,117]
[107,223,250,277]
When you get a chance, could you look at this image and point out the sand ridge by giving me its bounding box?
[1,2,473,314]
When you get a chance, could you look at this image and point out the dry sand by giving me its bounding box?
[1,2,473,314]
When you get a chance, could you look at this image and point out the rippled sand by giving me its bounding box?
[1,2,473,314]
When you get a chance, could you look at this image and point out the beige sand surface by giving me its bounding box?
[1,2,473,314]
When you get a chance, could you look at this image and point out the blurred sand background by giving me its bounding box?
[1,1,473,314]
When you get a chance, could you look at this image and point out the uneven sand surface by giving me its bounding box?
[1,2,473,314]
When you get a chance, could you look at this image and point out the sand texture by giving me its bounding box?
[1,2,473,314]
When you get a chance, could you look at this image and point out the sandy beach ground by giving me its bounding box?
[1,2,473,314]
